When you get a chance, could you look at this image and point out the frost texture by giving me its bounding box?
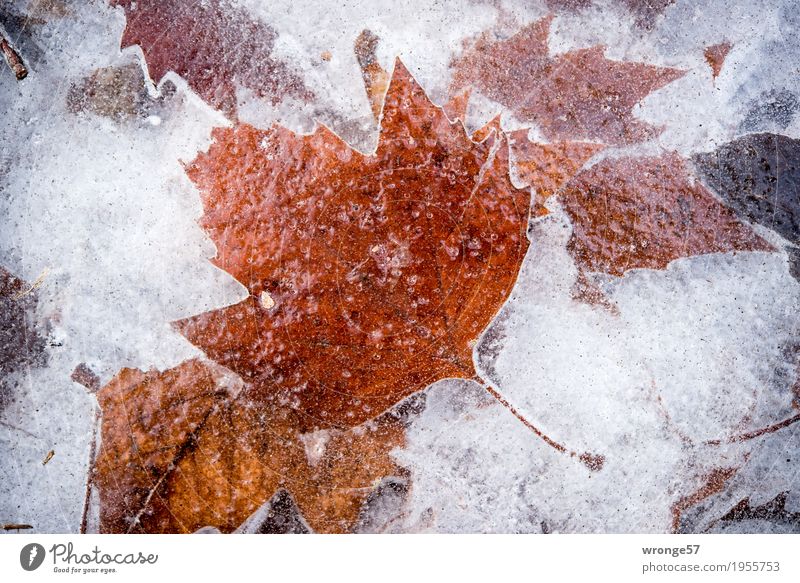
[1,0,799,533]
[0,0,242,532]
[396,212,799,532]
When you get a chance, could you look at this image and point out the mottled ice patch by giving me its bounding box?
[2,0,799,535]
[0,0,243,532]
[394,209,799,532]
[635,0,799,153]
[238,0,504,114]
[392,379,549,533]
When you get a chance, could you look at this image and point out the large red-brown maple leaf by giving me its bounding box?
[175,60,530,431]
[93,60,532,533]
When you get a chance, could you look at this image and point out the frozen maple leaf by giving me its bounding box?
[704,42,732,80]
[450,15,684,145]
[692,133,800,280]
[446,17,766,285]
[558,153,772,276]
[508,129,605,216]
[110,0,311,118]
[446,90,767,284]
[94,359,404,533]
[175,60,530,430]
[93,60,536,533]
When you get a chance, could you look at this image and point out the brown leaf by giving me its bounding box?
[509,128,605,216]
[71,362,100,392]
[175,59,530,430]
[450,15,685,145]
[110,0,312,118]
[67,62,173,122]
[704,42,732,80]
[94,359,404,533]
[446,87,767,300]
[559,153,772,276]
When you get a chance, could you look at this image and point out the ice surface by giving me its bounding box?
[1,0,798,533]
[0,0,243,532]
[395,208,799,532]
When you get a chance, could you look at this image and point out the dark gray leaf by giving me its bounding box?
[693,133,800,278]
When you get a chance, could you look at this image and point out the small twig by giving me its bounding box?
[3,523,33,530]
[0,33,27,80]
[127,462,173,533]
[477,378,605,471]
[12,267,50,300]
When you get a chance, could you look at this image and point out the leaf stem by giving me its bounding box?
[80,406,100,534]
[705,412,800,446]
[476,378,605,471]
